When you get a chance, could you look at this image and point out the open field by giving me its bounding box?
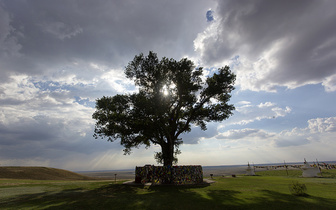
[1,169,336,209]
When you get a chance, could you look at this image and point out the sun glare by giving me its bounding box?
[162,83,176,96]
[163,86,169,96]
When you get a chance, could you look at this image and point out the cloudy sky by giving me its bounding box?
[1,0,336,171]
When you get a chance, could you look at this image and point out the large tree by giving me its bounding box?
[92,51,236,166]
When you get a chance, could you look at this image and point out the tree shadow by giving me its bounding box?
[1,183,336,209]
[249,190,336,209]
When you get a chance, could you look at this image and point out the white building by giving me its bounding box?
[246,162,255,176]
[301,159,320,177]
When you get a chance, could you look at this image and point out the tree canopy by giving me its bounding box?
[92,51,236,166]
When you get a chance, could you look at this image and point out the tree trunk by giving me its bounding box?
[161,139,174,184]
[163,138,174,166]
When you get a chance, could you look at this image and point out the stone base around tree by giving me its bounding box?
[134,165,203,185]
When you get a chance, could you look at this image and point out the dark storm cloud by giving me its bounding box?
[196,0,336,91]
[0,114,114,160]
[0,0,212,82]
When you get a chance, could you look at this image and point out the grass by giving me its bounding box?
[1,170,336,209]
[255,169,303,177]
[0,167,94,180]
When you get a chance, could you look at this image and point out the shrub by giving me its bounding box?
[289,181,307,196]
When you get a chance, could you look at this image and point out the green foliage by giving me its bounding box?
[93,51,236,166]
[289,181,308,196]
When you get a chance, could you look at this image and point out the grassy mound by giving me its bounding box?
[0,166,95,180]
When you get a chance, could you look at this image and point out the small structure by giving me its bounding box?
[246,162,255,176]
[135,165,203,185]
[301,159,320,177]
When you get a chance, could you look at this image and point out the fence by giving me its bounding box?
[135,165,203,185]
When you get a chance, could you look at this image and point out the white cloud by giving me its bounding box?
[216,116,336,153]
[236,101,251,106]
[100,68,134,94]
[272,106,291,117]
[181,101,291,144]
[274,117,336,147]
[216,128,274,140]
[258,102,275,108]
[308,117,336,133]
[195,0,336,92]
[0,74,95,148]
[322,74,336,92]
[223,101,291,126]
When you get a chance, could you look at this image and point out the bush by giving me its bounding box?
[289,181,307,196]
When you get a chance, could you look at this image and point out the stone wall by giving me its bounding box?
[135,165,203,185]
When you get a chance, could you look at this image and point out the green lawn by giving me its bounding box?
[1,170,336,209]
